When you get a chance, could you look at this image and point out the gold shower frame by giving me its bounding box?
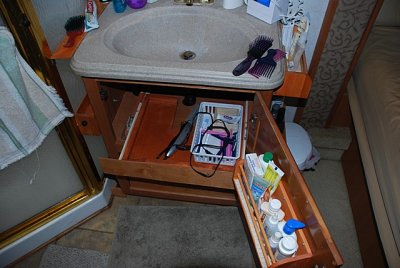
[0,0,102,250]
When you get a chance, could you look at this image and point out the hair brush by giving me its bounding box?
[64,15,85,48]
[232,35,273,76]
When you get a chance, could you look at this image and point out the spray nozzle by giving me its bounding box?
[283,219,306,235]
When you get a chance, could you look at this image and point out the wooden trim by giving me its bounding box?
[49,0,109,59]
[274,71,312,99]
[75,95,101,136]
[123,178,237,205]
[83,78,119,157]
[86,77,258,94]
[342,127,387,267]
[326,0,384,128]
[308,0,339,80]
[100,158,234,189]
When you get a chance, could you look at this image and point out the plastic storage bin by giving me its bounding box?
[190,102,243,166]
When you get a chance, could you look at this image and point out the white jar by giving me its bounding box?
[261,198,285,224]
[274,236,298,261]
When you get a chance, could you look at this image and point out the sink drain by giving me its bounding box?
[180,51,196,60]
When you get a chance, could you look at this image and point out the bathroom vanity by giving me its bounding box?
[71,1,342,267]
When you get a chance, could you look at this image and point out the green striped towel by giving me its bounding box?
[0,27,72,169]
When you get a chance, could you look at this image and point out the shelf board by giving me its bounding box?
[48,0,109,60]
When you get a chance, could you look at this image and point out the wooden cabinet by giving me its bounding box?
[76,70,341,267]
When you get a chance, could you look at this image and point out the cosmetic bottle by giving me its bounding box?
[258,151,273,172]
[275,236,298,260]
[265,213,279,238]
[261,198,284,224]
[277,219,305,241]
[288,31,307,71]
[268,231,282,254]
[113,0,127,13]
[127,0,147,9]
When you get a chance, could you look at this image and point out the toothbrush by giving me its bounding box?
[232,35,273,76]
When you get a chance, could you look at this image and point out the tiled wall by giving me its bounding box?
[301,0,377,128]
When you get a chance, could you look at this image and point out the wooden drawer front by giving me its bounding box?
[233,162,312,267]
[75,95,101,136]
[100,93,243,190]
[239,92,343,267]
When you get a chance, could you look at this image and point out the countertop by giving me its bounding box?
[71,0,285,90]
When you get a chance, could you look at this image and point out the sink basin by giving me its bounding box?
[71,1,284,90]
[104,12,251,63]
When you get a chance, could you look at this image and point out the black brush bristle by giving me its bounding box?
[64,15,85,33]
[232,35,273,76]
[248,36,273,58]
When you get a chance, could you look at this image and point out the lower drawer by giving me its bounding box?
[100,92,245,191]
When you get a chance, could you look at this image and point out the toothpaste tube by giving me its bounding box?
[84,0,99,32]
[245,153,269,203]
[264,161,284,196]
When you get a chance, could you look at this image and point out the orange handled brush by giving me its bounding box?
[63,15,85,48]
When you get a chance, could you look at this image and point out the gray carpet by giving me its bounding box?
[108,205,256,268]
[303,160,363,267]
[39,244,109,268]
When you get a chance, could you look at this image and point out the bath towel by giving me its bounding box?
[0,27,73,170]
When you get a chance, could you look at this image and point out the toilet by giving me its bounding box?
[284,122,314,170]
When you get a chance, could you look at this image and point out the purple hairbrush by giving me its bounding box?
[248,49,286,78]
[232,36,273,76]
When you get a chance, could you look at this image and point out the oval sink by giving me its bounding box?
[71,2,285,90]
[104,8,252,63]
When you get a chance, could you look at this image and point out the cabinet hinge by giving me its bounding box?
[99,88,108,101]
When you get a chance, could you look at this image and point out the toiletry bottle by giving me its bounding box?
[258,152,273,171]
[259,201,269,222]
[113,0,127,13]
[277,219,305,241]
[288,31,307,71]
[268,231,282,254]
[274,236,298,260]
[264,213,279,238]
[261,199,285,225]
[262,198,281,224]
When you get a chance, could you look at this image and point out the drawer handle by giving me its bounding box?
[250,113,258,124]
[81,120,88,127]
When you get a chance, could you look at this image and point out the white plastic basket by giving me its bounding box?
[190,102,243,166]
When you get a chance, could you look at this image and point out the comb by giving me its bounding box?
[232,35,273,76]
[248,49,286,78]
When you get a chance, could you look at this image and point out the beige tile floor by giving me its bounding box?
[14,195,204,268]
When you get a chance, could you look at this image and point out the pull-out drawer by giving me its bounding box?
[99,91,248,203]
[235,94,343,267]
[234,162,312,267]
